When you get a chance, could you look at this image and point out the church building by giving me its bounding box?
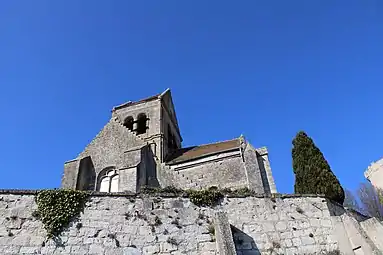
[61,89,277,194]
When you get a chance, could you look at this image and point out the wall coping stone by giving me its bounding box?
[0,189,330,199]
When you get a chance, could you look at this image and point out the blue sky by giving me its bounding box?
[0,1,382,194]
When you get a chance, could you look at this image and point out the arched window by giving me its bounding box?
[123,116,134,131]
[97,168,119,193]
[136,113,148,135]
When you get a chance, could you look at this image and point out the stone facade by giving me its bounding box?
[61,89,276,194]
[1,191,383,254]
[365,157,383,190]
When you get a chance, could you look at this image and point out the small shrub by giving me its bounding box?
[309,233,314,238]
[163,229,169,235]
[160,186,183,194]
[7,230,13,237]
[10,215,17,220]
[140,186,158,194]
[228,187,255,196]
[186,188,224,207]
[296,207,304,214]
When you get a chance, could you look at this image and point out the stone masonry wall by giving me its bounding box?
[0,191,381,255]
[168,153,249,191]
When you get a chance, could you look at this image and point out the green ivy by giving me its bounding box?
[35,189,88,239]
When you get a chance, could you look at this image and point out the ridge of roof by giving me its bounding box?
[165,137,241,165]
[112,93,162,111]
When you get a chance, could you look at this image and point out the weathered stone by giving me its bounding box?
[0,192,382,254]
[89,244,105,254]
[143,244,160,254]
[19,246,40,254]
[160,242,178,252]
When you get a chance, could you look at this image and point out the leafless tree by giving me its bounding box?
[343,189,361,211]
[356,182,383,220]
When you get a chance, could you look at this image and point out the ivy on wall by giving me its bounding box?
[35,189,88,239]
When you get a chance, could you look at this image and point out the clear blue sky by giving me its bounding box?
[0,1,382,194]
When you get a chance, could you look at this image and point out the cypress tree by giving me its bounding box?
[292,131,345,204]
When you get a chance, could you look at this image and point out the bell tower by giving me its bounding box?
[111,88,182,162]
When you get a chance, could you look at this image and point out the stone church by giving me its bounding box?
[61,89,276,194]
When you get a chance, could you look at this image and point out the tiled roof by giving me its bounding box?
[166,138,240,165]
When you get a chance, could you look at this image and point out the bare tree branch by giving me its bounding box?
[343,189,361,212]
[357,182,383,220]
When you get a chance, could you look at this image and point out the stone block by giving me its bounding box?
[301,236,316,246]
[11,234,31,246]
[275,221,287,231]
[70,245,89,254]
[160,242,178,252]
[198,241,216,252]
[89,244,105,254]
[123,247,142,255]
[143,244,160,254]
[19,246,40,254]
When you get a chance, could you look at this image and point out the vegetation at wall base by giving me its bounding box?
[186,187,224,207]
[35,189,88,239]
[140,186,255,207]
[292,131,345,204]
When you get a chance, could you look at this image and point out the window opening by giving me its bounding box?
[136,113,148,134]
[97,169,119,193]
[124,116,134,131]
